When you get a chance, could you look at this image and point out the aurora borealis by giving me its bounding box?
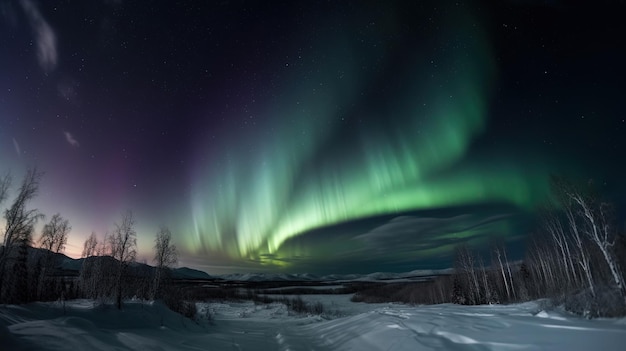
[1,1,625,274]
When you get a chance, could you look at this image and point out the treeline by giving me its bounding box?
[353,177,626,317]
[0,168,181,311]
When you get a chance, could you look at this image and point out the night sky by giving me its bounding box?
[1,1,625,274]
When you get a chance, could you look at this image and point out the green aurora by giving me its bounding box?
[3,1,624,274]
[187,9,553,267]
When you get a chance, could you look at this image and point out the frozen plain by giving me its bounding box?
[1,294,626,350]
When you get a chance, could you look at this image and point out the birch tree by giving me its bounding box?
[39,213,71,254]
[551,177,595,297]
[37,213,71,299]
[0,168,44,301]
[152,226,177,299]
[569,190,626,300]
[79,232,99,298]
[82,232,98,258]
[494,244,511,300]
[541,206,577,288]
[455,245,481,304]
[109,211,137,309]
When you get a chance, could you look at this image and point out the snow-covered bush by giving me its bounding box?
[564,286,626,318]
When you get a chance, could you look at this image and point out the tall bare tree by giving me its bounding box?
[542,205,578,289]
[82,232,98,258]
[2,168,44,249]
[82,232,115,301]
[0,168,44,301]
[152,226,177,299]
[79,232,99,298]
[493,244,513,301]
[455,245,482,304]
[109,211,137,309]
[39,213,71,254]
[477,254,494,303]
[36,213,71,299]
[550,177,596,296]
[0,172,10,207]
[568,189,626,300]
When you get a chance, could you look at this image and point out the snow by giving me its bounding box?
[302,302,626,350]
[1,297,625,350]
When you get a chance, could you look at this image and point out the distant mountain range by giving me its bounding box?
[63,256,213,280]
[217,269,454,282]
[12,245,452,282]
[9,245,212,280]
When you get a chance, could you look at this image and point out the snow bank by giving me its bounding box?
[1,298,625,350]
[301,302,626,350]
[0,300,204,351]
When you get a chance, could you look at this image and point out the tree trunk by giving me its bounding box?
[496,248,510,300]
[116,262,123,310]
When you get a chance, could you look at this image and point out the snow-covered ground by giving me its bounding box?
[1,296,625,350]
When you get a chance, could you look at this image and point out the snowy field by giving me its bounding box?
[1,295,626,350]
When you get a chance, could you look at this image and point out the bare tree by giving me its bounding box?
[82,232,98,258]
[526,233,559,296]
[0,172,10,207]
[97,232,109,257]
[36,213,71,300]
[152,226,177,299]
[568,189,626,300]
[39,213,71,254]
[477,254,494,303]
[109,211,137,309]
[78,232,99,298]
[0,168,44,301]
[541,207,568,286]
[82,232,114,301]
[455,245,481,304]
[560,189,595,297]
[96,232,117,301]
[0,172,10,292]
[551,177,596,296]
[2,168,44,250]
[493,244,513,301]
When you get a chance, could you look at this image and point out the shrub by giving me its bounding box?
[563,286,626,318]
[312,301,324,315]
[162,286,197,321]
